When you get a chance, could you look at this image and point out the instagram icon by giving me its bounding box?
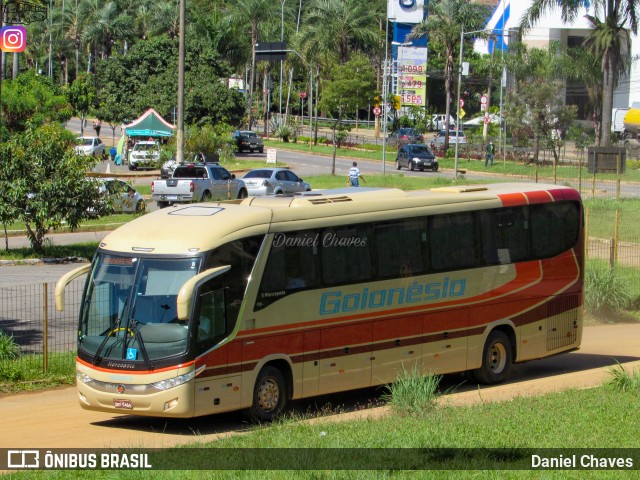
[0,26,27,53]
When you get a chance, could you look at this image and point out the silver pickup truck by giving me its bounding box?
[151,163,248,208]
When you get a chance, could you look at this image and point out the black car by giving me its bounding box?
[232,130,264,153]
[395,144,438,172]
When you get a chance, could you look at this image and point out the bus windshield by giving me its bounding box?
[78,254,201,364]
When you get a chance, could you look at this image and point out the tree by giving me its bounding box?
[1,71,72,135]
[96,35,246,127]
[66,73,96,136]
[409,0,489,150]
[319,55,377,174]
[0,123,102,253]
[298,0,381,65]
[520,0,639,146]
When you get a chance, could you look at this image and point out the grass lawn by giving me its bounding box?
[7,373,640,478]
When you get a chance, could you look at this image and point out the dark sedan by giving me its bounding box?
[395,144,438,172]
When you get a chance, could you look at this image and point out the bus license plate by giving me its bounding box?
[114,399,133,409]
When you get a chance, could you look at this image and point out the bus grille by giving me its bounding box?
[546,294,579,351]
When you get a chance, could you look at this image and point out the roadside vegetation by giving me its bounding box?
[5,366,640,477]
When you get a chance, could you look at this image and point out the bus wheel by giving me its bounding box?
[472,330,512,385]
[247,366,287,422]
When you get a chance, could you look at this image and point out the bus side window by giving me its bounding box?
[260,231,320,293]
[375,220,427,279]
[196,288,226,349]
[530,202,580,259]
[429,212,476,272]
[321,225,372,285]
[480,207,529,265]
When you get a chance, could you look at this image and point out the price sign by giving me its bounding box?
[401,94,424,106]
[373,106,382,116]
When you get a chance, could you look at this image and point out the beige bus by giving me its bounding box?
[56,183,584,421]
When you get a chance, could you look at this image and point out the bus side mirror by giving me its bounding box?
[55,264,91,311]
[176,265,231,320]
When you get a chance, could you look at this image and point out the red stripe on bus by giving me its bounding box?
[77,357,195,374]
[498,192,528,207]
[525,190,554,204]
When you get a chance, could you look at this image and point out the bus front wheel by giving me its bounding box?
[472,330,513,385]
[247,366,287,422]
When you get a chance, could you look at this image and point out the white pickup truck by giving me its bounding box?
[151,163,248,208]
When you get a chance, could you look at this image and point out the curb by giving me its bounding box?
[0,257,87,267]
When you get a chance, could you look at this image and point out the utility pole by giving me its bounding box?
[176,0,186,163]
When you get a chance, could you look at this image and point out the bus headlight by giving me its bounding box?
[151,371,196,391]
[76,371,94,384]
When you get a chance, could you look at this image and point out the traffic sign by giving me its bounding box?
[459,98,464,108]
[373,106,382,116]
[299,91,307,99]
[481,95,488,105]
[459,108,466,119]
[484,115,491,124]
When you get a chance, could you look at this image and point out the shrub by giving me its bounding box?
[584,263,632,315]
[607,363,640,392]
[381,367,441,416]
[0,331,20,361]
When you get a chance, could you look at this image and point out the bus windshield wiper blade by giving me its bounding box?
[126,320,154,370]
[92,295,130,365]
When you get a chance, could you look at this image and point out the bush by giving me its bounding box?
[0,331,20,361]
[607,363,640,392]
[584,263,632,315]
[381,368,441,416]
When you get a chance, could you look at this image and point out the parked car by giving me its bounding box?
[152,162,247,208]
[75,137,105,157]
[233,130,264,153]
[160,153,219,179]
[387,128,424,147]
[395,144,438,172]
[128,141,161,170]
[242,168,311,196]
[431,129,467,148]
[88,179,146,215]
[431,114,457,131]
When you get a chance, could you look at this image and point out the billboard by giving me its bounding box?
[387,0,425,24]
[397,46,428,106]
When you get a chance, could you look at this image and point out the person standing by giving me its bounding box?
[485,140,495,167]
[93,120,102,137]
[347,161,366,187]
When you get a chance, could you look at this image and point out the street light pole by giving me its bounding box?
[381,17,394,176]
[454,27,464,180]
[279,0,285,117]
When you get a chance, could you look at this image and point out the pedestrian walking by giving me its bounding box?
[485,140,495,167]
[347,162,366,187]
[93,120,102,137]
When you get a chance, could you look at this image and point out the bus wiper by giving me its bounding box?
[125,320,154,371]
[92,295,130,365]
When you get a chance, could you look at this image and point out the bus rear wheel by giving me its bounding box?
[247,366,287,422]
[472,330,512,385]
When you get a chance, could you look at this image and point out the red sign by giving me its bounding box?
[299,91,307,99]
[459,99,464,108]
[373,106,382,116]
[481,95,488,105]
[484,116,491,124]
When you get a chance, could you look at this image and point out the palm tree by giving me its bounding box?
[520,0,639,146]
[298,0,381,65]
[408,0,488,150]
[221,0,284,128]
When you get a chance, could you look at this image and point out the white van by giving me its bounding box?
[431,114,457,131]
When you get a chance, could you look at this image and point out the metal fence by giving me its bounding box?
[1,236,639,374]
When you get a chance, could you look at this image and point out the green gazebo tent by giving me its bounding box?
[123,108,176,138]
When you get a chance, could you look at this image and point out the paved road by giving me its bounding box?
[1,323,638,449]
